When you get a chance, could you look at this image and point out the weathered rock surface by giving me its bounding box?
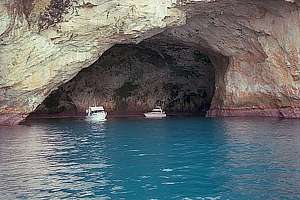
[1,0,300,125]
[0,0,185,125]
[33,36,215,115]
[170,0,300,118]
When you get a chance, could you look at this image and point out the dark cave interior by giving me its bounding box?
[32,35,217,117]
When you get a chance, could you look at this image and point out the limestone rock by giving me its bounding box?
[1,0,300,125]
[0,0,185,125]
[170,0,300,118]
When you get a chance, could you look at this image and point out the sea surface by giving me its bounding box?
[0,117,300,200]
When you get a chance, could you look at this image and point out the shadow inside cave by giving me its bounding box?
[29,33,220,119]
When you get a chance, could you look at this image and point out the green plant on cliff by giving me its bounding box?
[38,0,74,30]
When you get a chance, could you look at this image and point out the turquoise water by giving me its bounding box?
[0,117,300,199]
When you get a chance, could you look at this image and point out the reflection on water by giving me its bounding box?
[0,118,300,199]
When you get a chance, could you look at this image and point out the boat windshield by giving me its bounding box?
[152,109,162,112]
[91,110,104,114]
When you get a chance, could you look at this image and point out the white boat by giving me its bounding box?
[144,106,167,118]
[86,106,107,121]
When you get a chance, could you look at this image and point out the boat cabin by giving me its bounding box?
[87,106,105,115]
[152,106,164,113]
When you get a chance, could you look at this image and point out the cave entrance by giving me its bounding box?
[31,35,217,117]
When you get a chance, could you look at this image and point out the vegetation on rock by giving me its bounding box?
[38,0,73,30]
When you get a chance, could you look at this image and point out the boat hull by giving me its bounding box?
[144,113,167,118]
[85,112,107,122]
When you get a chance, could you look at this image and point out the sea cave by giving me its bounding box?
[1,0,300,124]
[1,1,300,199]
[31,32,218,117]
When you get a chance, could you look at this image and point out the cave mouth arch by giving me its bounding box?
[30,35,222,118]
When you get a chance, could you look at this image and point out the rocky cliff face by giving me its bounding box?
[178,0,300,118]
[33,35,214,115]
[1,0,300,125]
[0,0,185,125]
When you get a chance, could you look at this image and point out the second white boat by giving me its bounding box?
[144,106,167,118]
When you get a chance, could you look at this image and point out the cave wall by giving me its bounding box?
[0,0,185,125]
[34,37,215,115]
[167,0,300,117]
[1,0,300,125]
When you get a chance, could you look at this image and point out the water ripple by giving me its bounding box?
[0,118,299,199]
